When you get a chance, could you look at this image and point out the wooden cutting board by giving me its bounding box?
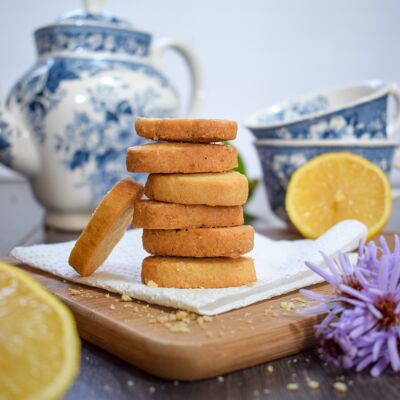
[6,258,327,381]
[5,233,394,381]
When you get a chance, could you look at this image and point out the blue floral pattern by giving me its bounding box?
[249,97,388,140]
[0,115,13,166]
[257,95,328,125]
[35,26,150,57]
[256,145,395,221]
[9,58,173,144]
[54,87,172,203]
[7,56,178,204]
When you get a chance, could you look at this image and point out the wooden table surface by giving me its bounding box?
[1,179,400,400]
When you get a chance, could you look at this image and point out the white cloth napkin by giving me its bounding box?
[10,220,367,315]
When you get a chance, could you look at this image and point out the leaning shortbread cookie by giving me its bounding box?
[143,226,254,258]
[141,256,256,288]
[68,178,143,277]
[135,117,237,143]
[126,142,238,173]
[145,171,248,206]
[132,200,243,229]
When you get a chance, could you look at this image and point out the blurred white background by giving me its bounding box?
[1,0,399,224]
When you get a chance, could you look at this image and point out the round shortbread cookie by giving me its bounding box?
[126,142,238,173]
[68,178,144,277]
[141,256,256,288]
[135,117,237,143]
[144,171,248,206]
[143,226,254,258]
[132,200,244,229]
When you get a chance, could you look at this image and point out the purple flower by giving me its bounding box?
[300,236,400,376]
[317,325,358,368]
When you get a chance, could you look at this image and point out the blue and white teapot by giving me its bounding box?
[0,0,203,230]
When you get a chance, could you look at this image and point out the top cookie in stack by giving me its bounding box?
[127,118,256,289]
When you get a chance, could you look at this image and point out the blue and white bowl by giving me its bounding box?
[245,81,400,140]
[255,139,400,222]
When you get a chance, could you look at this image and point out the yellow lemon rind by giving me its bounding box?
[0,261,80,400]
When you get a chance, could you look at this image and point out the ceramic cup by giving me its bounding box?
[255,139,400,221]
[245,81,400,140]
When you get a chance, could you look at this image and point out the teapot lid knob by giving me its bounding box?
[82,0,105,13]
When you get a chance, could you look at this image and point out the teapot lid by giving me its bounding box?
[34,0,151,59]
[57,0,133,30]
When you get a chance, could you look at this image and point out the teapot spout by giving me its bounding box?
[0,97,40,177]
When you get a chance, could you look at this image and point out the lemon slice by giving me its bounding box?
[286,152,392,239]
[0,261,80,400]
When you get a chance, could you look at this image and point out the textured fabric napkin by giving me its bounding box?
[10,220,367,315]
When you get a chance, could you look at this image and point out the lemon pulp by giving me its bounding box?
[286,152,392,239]
[0,261,80,400]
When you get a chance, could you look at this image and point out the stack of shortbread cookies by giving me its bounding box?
[127,118,256,288]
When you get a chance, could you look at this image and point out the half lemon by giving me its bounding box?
[286,152,392,239]
[0,261,80,400]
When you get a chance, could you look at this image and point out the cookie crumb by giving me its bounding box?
[173,380,180,386]
[156,315,169,324]
[307,380,319,390]
[146,280,158,288]
[287,383,299,391]
[149,386,156,393]
[263,388,271,395]
[206,331,214,338]
[168,322,190,333]
[217,376,224,382]
[127,380,134,387]
[280,301,295,311]
[333,382,347,393]
[175,310,188,321]
[109,304,116,310]
[266,365,274,373]
[121,293,132,302]
[68,288,82,296]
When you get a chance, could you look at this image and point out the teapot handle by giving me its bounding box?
[151,39,204,117]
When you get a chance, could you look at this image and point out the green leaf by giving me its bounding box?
[244,212,257,224]
[225,141,259,222]
[248,178,259,201]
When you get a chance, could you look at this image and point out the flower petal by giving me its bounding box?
[356,354,373,371]
[305,261,338,286]
[321,252,342,283]
[388,334,400,371]
[372,338,384,362]
[371,356,390,377]
[339,284,372,302]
